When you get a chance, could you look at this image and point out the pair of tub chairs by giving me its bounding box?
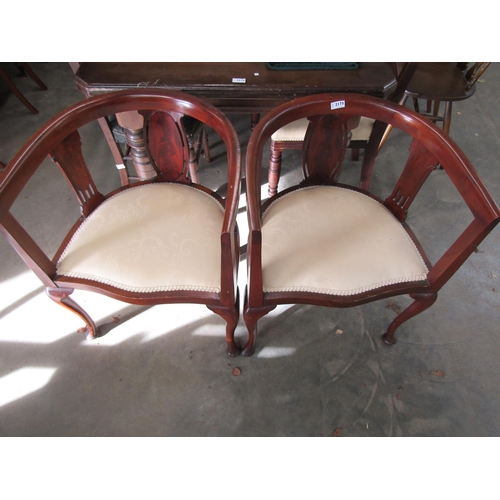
[1,89,499,357]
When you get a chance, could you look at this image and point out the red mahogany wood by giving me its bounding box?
[0,89,242,356]
[242,93,500,356]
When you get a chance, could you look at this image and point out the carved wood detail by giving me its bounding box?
[49,130,104,217]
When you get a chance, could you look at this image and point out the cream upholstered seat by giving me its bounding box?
[261,186,427,295]
[57,183,224,293]
[271,117,375,143]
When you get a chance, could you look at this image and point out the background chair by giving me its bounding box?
[0,63,48,114]
[379,63,491,147]
[243,93,500,356]
[267,63,418,197]
[0,89,242,356]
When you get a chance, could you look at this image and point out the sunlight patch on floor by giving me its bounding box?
[0,272,79,344]
[256,346,297,358]
[0,367,57,407]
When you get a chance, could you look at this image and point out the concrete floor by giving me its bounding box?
[1,62,500,437]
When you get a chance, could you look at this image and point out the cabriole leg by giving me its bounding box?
[46,287,99,340]
[382,292,437,346]
[242,292,276,357]
[208,290,241,357]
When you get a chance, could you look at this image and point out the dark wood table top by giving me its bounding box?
[75,62,397,113]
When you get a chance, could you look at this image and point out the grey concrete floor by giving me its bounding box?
[1,62,500,437]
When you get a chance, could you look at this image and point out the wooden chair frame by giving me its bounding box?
[243,93,500,356]
[0,89,242,356]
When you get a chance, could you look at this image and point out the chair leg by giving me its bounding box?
[0,65,39,114]
[46,287,99,340]
[201,125,211,163]
[251,114,260,130]
[442,101,452,135]
[351,147,360,161]
[242,291,276,357]
[382,292,437,345]
[268,141,284,197]
[207,289,241,357]
[18,63,48,90]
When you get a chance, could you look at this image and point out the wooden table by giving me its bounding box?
[74,63,398,180]
[75,62,397,112]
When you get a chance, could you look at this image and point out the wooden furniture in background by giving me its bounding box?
[0,89,242,356]
[379,63,491,147]
[74,63,398,182]
[266,63,418,197]
[242,93,500,356]
[0,63,47,114]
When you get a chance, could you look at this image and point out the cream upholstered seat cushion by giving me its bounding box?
[271,118,309,142]
[57,183,224,293]
[271,117,375,142]
[261,186,428,295]
[350,117,375,141]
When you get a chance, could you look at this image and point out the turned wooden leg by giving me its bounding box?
[382,292,437,346]
[207,290,241,357]
[242,292,276,357]
[351,148,360,161]
[123,127,157,181]
[268,141,284,197]
[46,287,99,340]
[116,111,156,181]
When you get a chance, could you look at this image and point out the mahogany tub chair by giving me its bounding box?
[242,93,500,356]
[0,89,242,356]
[267,63,418,197]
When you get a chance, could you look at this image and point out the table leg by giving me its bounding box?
[116,111,157,181]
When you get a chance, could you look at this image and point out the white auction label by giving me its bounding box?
[331,100,346,109]
[232,78,246,83]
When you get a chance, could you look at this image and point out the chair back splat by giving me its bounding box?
[242,93,500,356]
[0,89,242,357]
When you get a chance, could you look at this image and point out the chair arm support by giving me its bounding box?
[428,218,500,291]
[0,212,57,287]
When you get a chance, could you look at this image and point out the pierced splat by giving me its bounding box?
[145,111,189,183]
[384,138,439,221]
[49,130,104,217]
[301,114,360,185]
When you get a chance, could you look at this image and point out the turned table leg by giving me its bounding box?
[116,111,157,181]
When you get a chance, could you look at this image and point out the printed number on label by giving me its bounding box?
[232,78,246,83]
[331,100,345,110]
